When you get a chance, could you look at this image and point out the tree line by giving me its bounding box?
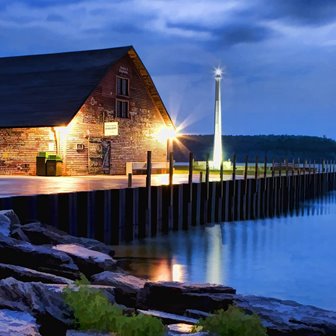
[174,135,336,162]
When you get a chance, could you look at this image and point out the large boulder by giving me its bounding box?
[11,222,115,256]
[0,309,41,336]
[0,235,80,280]
[137,281,235,315]
[0,278,117,336]
[234,295,336,336]
[0,262,73,285]
[0,209,20,237]
[53,244,117,278]
[0,277,73,336]
[92,271,146,307]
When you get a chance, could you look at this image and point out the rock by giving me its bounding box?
[0,209,19,237]
[0,309,41,336]
[0,209,20,226]
[0,214,10,237]
[92,271,146,307]
[234,295,336,336]
[12,222,115,256]
[0,277,73,336]
[0,235,80,280]
[185,309,211,319]
[137,281,235,314]
[137,309,198,325]
[0,262,74,285]
[53,244,117,277]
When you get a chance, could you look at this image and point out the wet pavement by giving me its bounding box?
[0,173,238,197]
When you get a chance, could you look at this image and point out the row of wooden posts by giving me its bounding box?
[1,152,335,245]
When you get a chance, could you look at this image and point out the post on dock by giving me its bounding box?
[128,173,132,188]
[262,155,267,217]
[184,152,193,228]
[203,157,210,224]
[243,155,248,219]
[271,159,276,217]
[216,160,224,222]
[168,151,174,229]
[144,150,152,237]
[253,156,258,219]
[230,154,237,220]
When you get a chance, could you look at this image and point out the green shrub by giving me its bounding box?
[63,276,123,332]
[117,313,165,336]
[63,275,165,336]
[195,305,268,336]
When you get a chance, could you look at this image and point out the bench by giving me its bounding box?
[126,161,170,175]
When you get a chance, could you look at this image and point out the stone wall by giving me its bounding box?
[0,53,168,176]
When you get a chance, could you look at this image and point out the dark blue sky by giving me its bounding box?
[1,0,335,138]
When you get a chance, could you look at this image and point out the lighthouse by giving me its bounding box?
[212,67,223,170]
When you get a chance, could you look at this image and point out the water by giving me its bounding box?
[113,192,336,311]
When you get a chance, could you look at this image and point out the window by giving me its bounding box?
[116,100,129,118]
[116,77,129,96]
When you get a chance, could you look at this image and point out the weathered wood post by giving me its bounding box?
[216,160,224,222]
[296,158,301,205]
[243,155,249,219]
[199,171,203,183]
[144,150,152,237]
[271,159,276,217]
[313,160,316,198]
[184,152,193,228]
[203,157,210,224]
[278,160,283,215]
[230,154,237,220]
[253,156,258,219]
[262,155,267,217]
[284,159,289,213]
[303,160,307,201]
[168,151,174,230]
[128,173,132,188]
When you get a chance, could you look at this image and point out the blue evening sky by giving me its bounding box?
[0,0,335,138]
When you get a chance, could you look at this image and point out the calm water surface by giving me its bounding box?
[114,192,336,311]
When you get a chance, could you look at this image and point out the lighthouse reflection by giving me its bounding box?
[114,192,336,311]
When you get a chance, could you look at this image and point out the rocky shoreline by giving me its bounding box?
[0,209,335,336]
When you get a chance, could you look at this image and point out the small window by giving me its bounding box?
[116,77,129,96]
[116,100,129,118]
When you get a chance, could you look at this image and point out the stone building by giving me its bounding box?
[0,46,174,175]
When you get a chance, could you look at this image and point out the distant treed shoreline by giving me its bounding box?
[174,135,336,162]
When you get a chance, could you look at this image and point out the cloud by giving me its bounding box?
[216,23,276,46]
[259,0,336,25]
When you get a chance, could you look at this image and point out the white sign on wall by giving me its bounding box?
[119,66,128,75]
[104,122,118,136]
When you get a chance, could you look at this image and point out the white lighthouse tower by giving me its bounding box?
[212,67,223,170]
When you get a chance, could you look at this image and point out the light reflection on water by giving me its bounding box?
[114,192,336,311]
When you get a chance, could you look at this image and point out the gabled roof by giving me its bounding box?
[0,46,173,128]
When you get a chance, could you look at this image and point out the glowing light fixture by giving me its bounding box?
[154,126,177,144]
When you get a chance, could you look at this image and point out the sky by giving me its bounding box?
[0,0,335,138]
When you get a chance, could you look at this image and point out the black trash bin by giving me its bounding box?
[36,152,48,176]
[46,155,63,176]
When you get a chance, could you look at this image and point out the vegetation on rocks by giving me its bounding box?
[194,305,267,336]
[63,276,165,336]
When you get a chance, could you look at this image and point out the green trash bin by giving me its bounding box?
[46,154,63,176]
[36,152,48,176]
